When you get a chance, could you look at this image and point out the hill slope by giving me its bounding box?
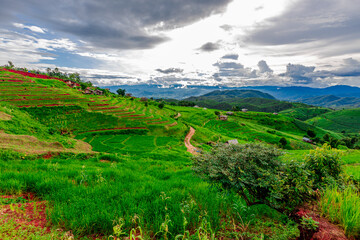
[182,90,308,112]
[306,108,360,133]
[301,95,360,109]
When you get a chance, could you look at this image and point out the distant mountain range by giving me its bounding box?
[239,85,360,101]
[106,84,360,109]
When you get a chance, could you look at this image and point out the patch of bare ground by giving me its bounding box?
[295,203,348,240]
[0,131,93,154]
[0,194,51,235]
[0,111,12,120]
[184,127,197,155]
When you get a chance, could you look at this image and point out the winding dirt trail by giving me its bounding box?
[174,112,181,119]
[184,127,197,155]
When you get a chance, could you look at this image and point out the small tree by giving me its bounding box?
[7,61,14,68]
[158,102,165,109]
[307,129,316,138]
[279,137,287,148]
[214,111,220,116]
[116,88,126,96]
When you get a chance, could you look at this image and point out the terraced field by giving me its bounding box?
[306,108,360,133]
[0,69,181,136]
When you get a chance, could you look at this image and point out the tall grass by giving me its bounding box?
[319,186,360,238]
[0,151,299,239]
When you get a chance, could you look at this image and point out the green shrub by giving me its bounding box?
[192,143,312,212]
[279,137,287,148]
[304,144,342,189]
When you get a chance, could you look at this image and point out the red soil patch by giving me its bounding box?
[115,111,136,115]
[146,118,161,122]
[18,104,76,108]
[295,205,348,240]
[93,104,110,107]
[148,121,169,124]
[2,94,70,97]
[93,106,124,110]
[0,192,50,233]
[100,160,111,163]
[78,127,147,133]
[0,68,80,88]
[2,97,80,102]
[41,152,54,159]
[119,114,145,117]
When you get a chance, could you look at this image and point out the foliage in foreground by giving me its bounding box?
[193,143,313,213]
[193,143,348,216]
[0,151,299,239]
[319,186,360,238]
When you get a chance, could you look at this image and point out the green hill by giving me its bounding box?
[280,107,332,121]
[175,90,309,112]
[301,95,360,109]
[306,108,360,133]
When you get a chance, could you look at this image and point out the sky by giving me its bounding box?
[1,0,360,88]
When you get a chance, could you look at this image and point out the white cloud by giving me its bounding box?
[13,23,46,33]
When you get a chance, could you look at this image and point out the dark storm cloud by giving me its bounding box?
[199,42,221,52]
[0,0,232,50]
[257,60,273,73]
[156,68,184,74]
[221,54,239,60]
[245,0,360,56]
[332,58,360,77]
[280,63,315,83]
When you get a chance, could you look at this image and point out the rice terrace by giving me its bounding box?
[1,1,360,239]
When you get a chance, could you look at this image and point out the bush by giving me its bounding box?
[192,143,312,212]
[279,137,287,148]
[307,129,316,138]
[304,144,342,189]
[158,102,165,109]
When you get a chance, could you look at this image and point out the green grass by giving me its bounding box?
[319,187,360,238]
[280,107,332,121]
[0,151,299,239]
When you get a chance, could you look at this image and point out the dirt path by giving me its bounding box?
[174,112,181,119]
[184,127,197,155]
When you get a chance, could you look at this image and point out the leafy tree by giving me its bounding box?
[7,61,14,68]
[279,137,287,148]
[116,88,126,96]
[214,111,220,116]
[193,143,312,212]
[158,102,165,109]
[342,136,358,149]
[307,129,316,138]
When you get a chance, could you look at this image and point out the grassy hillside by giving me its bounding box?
[169,106,342,151]
[1,67,358,239]
[280,107,332,121]
[306,108,360,133]
[0,102,92,153]
[301,95,360,109]
[172,89,310,112]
